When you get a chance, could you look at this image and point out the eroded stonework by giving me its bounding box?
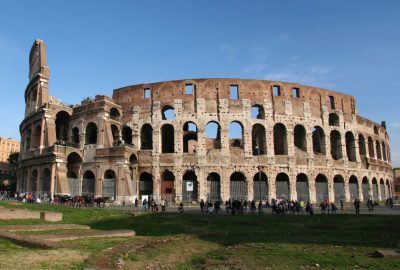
[17,40,394,203]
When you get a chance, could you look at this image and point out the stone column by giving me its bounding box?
[50,163,56,199]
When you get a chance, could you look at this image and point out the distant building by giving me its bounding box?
[0,137,20,162]
[393,168,400,197]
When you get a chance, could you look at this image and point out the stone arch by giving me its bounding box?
[382,142,387,161]
[372,178,378,200]
[362,177,369,201]
[276,172,290,200]
[333,175,345,202]
[296,173,309,201]
[129,154,138,166]
[162,105,175,120]
[141,124,153,150]
[358,134,366,157]
[139,172,153,196]
[253,172,268,201]
[330,130,342,160]
[252,124,266,155]
[345,131,356,162]
[82,170,95,196]
[32,124,41,148]
[42,168,51,194]
[349,175,359,201]
[207,172,221,202]
[55,111,71,142]
[110,107,121,121]
[274,123,288,155]
[67,152,82,196]
[368,137,375,158]
[161,170,175,201]
[230,172,247,200]
[103,170,116,200]
[376,141,382,160]
[182,171,198,202]
[329,113,339,126]
[374,126,379,135]
[122,125,133,145]
[386,179,391,198]
[294,124,307,152]
[312,126,326,155]
[31,169,38,192]
[85,122,98,145]
[183,122,198,153]
[72,127,80,145]
[111,124,120,143]
[161,124,174,153]
[229,121,244,148]
[250,104,265,119]
[315,174,328,202]
[380,178,386,200]
[205,121,221,149]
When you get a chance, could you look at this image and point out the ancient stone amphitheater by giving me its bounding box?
[17,39,394,204]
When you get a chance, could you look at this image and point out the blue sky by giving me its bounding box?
[0,1,399,166]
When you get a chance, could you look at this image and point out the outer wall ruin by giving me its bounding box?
[17,40,394,203]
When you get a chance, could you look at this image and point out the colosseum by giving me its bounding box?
[17,39,394,204]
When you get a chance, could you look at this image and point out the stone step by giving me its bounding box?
[0,224,90,232]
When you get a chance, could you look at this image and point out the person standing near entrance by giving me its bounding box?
[354,198,360,214]
[161,199,166,212]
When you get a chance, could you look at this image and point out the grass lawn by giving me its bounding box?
[0,201,399,269]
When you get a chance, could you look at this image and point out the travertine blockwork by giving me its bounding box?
[17,40,394,203]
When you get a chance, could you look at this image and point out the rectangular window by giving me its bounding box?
[292,87,300,98]
[185,84,194,95]
[144,88,151,99]
[230,85,239,100]
[329,95,335,109]
[273,85,281,96]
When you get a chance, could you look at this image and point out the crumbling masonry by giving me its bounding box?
[17,39,394,203]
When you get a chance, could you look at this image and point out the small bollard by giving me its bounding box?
[40,212,46,220]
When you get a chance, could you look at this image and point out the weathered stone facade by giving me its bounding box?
[17,39,394,203]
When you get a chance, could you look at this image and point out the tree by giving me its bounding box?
[7,152,19,166]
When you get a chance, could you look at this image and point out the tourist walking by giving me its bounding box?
[354,198,360,214]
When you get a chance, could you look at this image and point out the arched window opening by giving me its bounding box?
[162,106,175,120]
[252,124,266,155]
[362,177,369,201]
[253,172,268,201]
[345,132,356,162]
[230,172,247,201]
[111,124,120,144]
[161,170,175,202]
[296,173,309,201]
[67,152,82,196]
[31,170,38,192]
[294,125,307,152]
[386,180,391,199]
[205,121,221,149]
[276,173,290,200]
[250,104,265,119]
[330,130,342,160]
[182,171,198,202]
[349,175,359,201]
[162,124,175,153]
[334,175,345,202]
[274,123,288,155]
[122,126,133,145]
[72,127,80,146]
[329,113,339,126]
[55,111,71,143]
[139,172,153,196]
[183,122,198,153]
[141,124,153,150]
[315,174,328,202]
[32,125,41,148]
[42,168,51,194]
[372,178,378,200]
[82,171,95,196]
[312,126,326,155]
[382,142,387,161]
[85,122,98,145]
[25,129,31,150]
[376,141,382,160]
[129,154,138,167]
[368,137,375,158]
[103,170,116,200]
[358,134,366,157]
[229,121,244,148]
[207,173,221,202]
[110,107,121,121]
[380,178,386,200]
[374,126,379,135]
